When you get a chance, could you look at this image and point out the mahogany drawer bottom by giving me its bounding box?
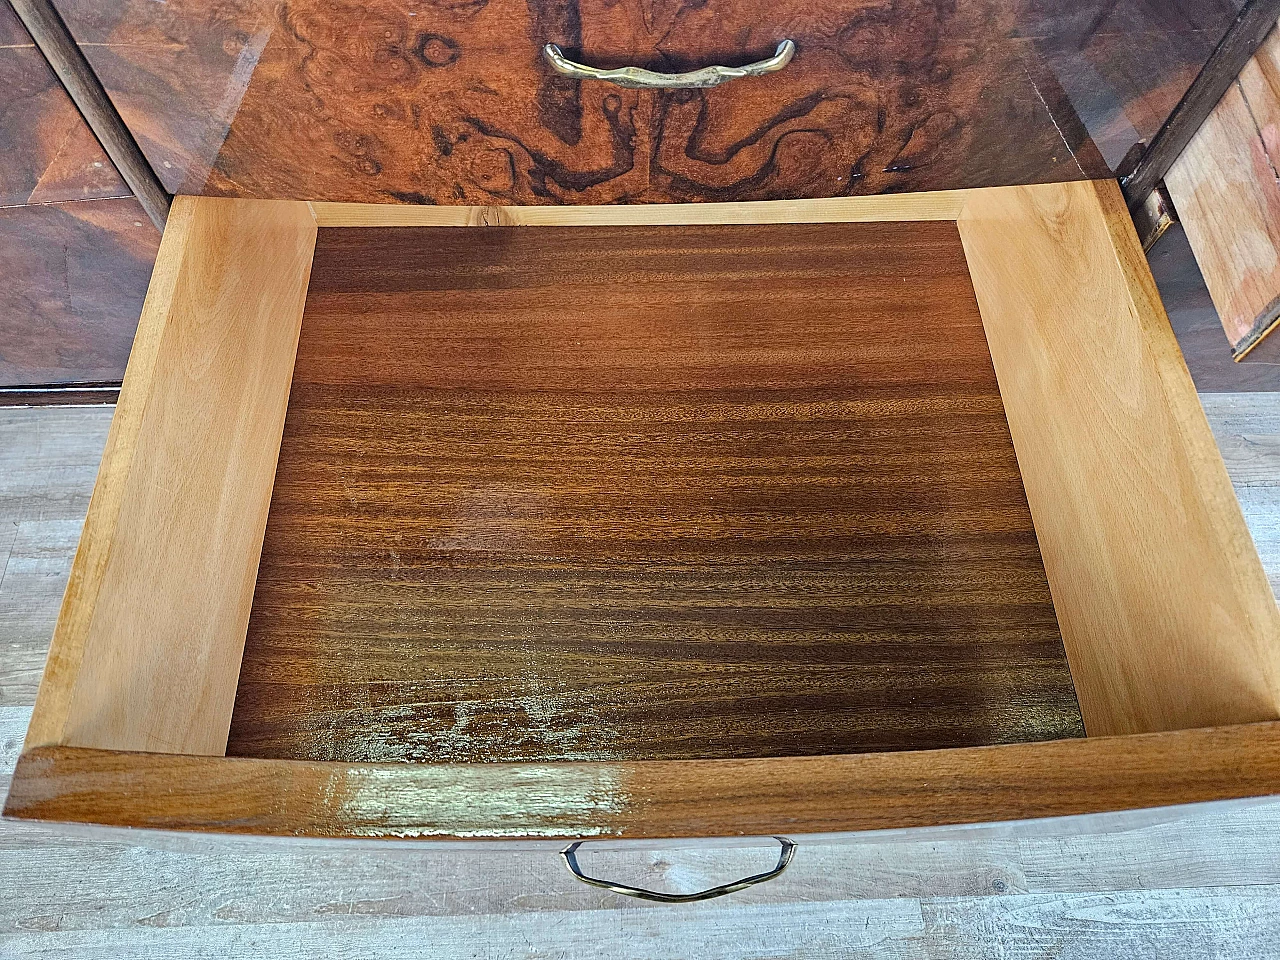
[224,220,1083,765]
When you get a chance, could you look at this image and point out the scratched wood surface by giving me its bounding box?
[46,0,1241,205]
[222,221,1082,763]
[4,400,1280,956]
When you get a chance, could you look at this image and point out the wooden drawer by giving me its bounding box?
[6,179,1280,848]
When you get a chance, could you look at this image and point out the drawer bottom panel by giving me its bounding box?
[225,221,1084,764]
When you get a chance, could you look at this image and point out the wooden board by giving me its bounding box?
[1148,223,1280,393]
[958,178,1280,736]
[9,403,1280,960]
[0,408,113,707]
[1165,25,1280,358]
[11,722,1280,839]
[10,402,1280,958]
[0,2,162,394]
[225,219,1083,764]
[1117,0,1280,210]
[23,196,317,756]
[9,0,171,229]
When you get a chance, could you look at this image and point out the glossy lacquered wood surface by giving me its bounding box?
[225,220,1083,764]
[46,0,1238,204]
[0,1,158,393]
[13,722,1280,840]
[0,199,158,389]
[0,2,125,207]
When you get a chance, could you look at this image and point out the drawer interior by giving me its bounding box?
[11,182,1280,841]
[226,222,1083,763]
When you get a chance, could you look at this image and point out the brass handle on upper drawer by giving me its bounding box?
[560,837,797,903]
[542,40,796,89]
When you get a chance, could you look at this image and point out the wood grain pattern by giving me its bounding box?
[225,219,1083,763]
[12,722,1280,839]
[10,402,1280,957]
[8,705,1280,919]
[1203,393,1280,488]
[1030,2,1243,171]
[1166,26,1280,358]
[0,2,126,206]
[0,198,158,389]
[0,409,112,707]
[958,178,1280,736]
[24,196,316,756]
[5,887,1280,959]
[311,191,971,226]
[1242,22,1280,170]
[0,0,160,393]
[42,0,1155,204]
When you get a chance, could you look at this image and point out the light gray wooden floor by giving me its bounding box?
[4,398,1280,958]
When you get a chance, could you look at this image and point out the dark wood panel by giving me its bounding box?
[47,0,1249,203]
[1017,0,1246,130]
[226,221,1083,764]
[0,1,29,44]
[1026,25,1233,171]
[13,723,1280,839]
[1122,0,1280,209]
[0,2,126,206]
[0,198,158,388]
[0,383,120,405]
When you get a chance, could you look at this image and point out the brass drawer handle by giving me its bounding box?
[560,837,797,903]
[542,40,796,89]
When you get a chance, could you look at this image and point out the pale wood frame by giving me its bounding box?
[8,180,1280,840]
[24,196,317,755]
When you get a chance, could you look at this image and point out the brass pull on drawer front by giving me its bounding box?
[542,40,796,89]
[560,838,798,903]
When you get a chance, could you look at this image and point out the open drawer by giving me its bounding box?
[6,179,1280,843]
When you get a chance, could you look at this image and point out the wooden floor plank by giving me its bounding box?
[1238,488,1280,599]
[3,888,1280,959]
[0,520,83,706]
[0,406,111,521]
[0,407,110,705]
[1201,393,1280,487]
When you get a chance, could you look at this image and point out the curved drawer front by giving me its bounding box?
[48,0,1231,204]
